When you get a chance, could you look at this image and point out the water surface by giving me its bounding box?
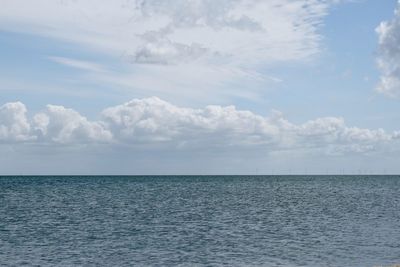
[1,175,399,266]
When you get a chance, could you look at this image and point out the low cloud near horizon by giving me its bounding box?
[1,1,400,174]
[1,97,398,153]
[2,97,399,175]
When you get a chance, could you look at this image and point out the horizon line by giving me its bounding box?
[1,174,399,177]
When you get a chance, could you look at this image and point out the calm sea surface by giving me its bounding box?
[1,175,400,267]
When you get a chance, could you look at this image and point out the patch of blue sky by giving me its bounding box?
[0,30,128,117]
[257,0,400,131]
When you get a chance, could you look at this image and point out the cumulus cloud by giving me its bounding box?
[296,119,392,154]
[376,2,400,97]
[33,105,112,144]
[0,102,32,142]
[0,98,397,155]
[101,97,279,146]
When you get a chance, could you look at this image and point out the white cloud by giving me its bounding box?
[0,98,397,155]
[90,62,269,105]
[376,2,400,97]
[48,56,107,72]
[0,102,32,142]
[0,0,334,102]
[0,0,329,65]
[33,105,112,144]
[101,97,279,146]
[131,38,208,65]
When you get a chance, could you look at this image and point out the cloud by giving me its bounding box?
[0,0,334,102]
[48,56,107,72]
[376,2,400,97]
[131,37,208,65]
[0,102,32,142]
[298,119,392,154]
[0,0,330,65]
[0,0,347,105]
[101,97,279,146]
[0,97,397,155]
[33,105,112,144]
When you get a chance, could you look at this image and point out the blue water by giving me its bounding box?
[1,175,400,266]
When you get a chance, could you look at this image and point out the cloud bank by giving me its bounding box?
[0,98,397,155]
[376,2,400,97]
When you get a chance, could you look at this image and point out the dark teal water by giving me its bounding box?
[1,176,400,267]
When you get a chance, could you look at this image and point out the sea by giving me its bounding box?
[1,175,399,267]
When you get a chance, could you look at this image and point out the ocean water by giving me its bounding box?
[1,175,400,267]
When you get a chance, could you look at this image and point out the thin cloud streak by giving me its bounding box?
[48,56,107,73]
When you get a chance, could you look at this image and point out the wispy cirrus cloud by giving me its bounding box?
[0,0,330,65]
[0,0,335,102]
[48,56,107,72]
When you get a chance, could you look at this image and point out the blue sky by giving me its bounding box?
[1,0,400,174]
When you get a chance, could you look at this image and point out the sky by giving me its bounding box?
[1,0,400,175]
